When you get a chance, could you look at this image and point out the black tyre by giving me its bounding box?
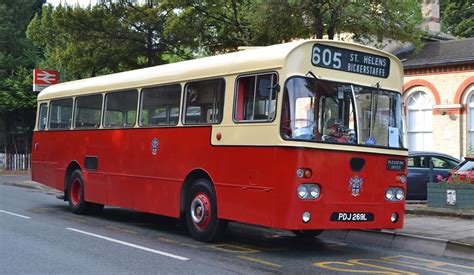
[67,170,104,215]
[292,230,323,238]
[185,179,227,242]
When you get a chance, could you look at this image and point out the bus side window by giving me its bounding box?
[104,90,138,128]
[183,79,225,125]
[140,84,181,127]
[234,73,278,122]
[49,98,73,130]
[38,103,48,130]
[74,94,102,129]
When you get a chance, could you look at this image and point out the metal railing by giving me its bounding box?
[0,153,31,171]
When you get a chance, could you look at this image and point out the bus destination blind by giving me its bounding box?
[312,44,390,78]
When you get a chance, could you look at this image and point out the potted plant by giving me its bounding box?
[427,171,474,209]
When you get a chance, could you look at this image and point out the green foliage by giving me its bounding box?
[27,1,196,79]
[440,0,474,38]
[0,0,44,113]
[0,0,44,154]
[177,0,424,52]
[0,68,37,112]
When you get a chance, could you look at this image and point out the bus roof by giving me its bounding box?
[37,39,402,100]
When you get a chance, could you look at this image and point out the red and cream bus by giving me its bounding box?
[32,40,407,242]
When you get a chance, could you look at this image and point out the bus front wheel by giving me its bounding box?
[186,179,227,242]
[67,170,103,215]
[292,230,323,238]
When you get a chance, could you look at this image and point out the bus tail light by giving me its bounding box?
[297,184,320,199]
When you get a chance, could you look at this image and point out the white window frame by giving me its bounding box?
[466,85,474,154]
[406,90,433,151]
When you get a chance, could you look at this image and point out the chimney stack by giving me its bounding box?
[421,0,441,33]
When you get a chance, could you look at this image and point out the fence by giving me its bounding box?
[0,153,31,171]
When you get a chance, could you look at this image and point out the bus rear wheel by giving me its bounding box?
[292,230,323,238]
[186,179,227,242]
[68,170,103,215]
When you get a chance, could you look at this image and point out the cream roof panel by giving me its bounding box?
[38,39,403,100]
[37,40,307,101]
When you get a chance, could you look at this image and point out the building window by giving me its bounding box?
[467,88,474,153]
[407,91,433,151]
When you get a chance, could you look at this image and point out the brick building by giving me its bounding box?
[400,38,474,158]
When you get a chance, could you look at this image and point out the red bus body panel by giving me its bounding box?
[32,127,405,230]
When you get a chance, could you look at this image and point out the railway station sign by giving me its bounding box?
[33,69,60,92]
[312,44,390,78]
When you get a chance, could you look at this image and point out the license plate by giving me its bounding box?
[330,212,374,222]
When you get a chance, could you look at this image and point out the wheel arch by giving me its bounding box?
[180,169,214,219]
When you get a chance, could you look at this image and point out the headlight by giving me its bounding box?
[385,188,394,200]
[297,185,308,199]
[297,184,321,200]
[385,187,405,201]
[395,189,405,200]
[309,185,320,199]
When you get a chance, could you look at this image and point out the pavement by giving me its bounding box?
[1,171,473,261]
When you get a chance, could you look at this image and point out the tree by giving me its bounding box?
[27,1,197,79]
[441,0,474,38]
[0,0,45,154]
[177,0,424,53]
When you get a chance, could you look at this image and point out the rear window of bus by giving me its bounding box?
[37,103,48,130]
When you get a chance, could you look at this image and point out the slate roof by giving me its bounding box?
[399,38,474,69]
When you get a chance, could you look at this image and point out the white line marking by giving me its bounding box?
[0,210,31,219]
[66,228,189,261]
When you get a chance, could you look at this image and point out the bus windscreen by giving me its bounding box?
[281,77,405,148]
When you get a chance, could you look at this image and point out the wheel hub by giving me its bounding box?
[70,179,81,206]
[190,193,211,229]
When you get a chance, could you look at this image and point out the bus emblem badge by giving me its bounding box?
[349,176,363,196]
[151,138,159,155]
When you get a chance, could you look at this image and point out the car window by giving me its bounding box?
[432,156,458,169]
[456,160,474,172]
[407,157,414,167]
[408,156,428,168]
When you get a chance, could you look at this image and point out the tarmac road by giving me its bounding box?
[1,175,473,274]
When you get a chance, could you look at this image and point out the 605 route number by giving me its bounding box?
[312,46,342,69]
